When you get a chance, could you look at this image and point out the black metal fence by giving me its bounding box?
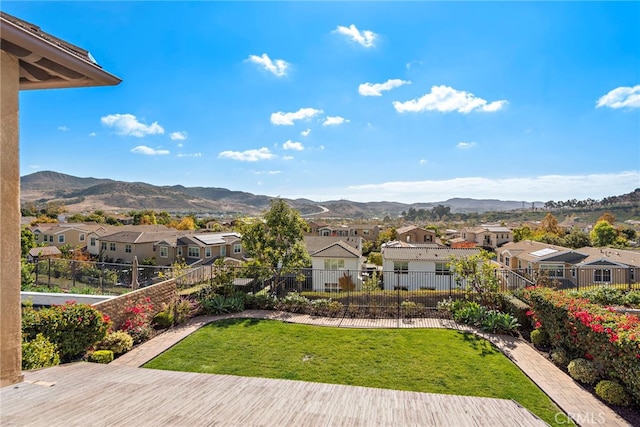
[30,258,172,295]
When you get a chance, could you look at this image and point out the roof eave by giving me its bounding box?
[1,15,121,89]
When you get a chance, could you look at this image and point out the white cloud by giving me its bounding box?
[170,131,187,141]
[282,156,294,161]
[323,116,350,126]
[456,141,478,150]
[89,132,96,137]
[177,152,202,158]
[334,24,377,48]
[393,85,508,113]
[246,53,289,77]
[419,159,427,165]
[254,170,282,175]
[218,147,275,162]
[283,140,304,151]
[342,171,640,203]
[57,126,69,131]
[131,146,170,156]
[596,85,640,109]
[406,60,423,69]
[177,143,184,148]
[271,108,323,125]
[301,129,311,137]
[101,113,165,137]
[359,79,411,96]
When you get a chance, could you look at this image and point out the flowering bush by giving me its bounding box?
[22,302,110,362]
[522,287,640,404]
[119,298,154,344]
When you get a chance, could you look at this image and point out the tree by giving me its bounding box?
[597,212,615,225]
[367,252,383,266]
[513,226,534,242]
[590,220,618,247]
[447,250,499,307]
[239,199,310,296]
[21,227,37,258]
[539,213,562,235]
[563,229,591,249]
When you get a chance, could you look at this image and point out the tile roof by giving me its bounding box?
[382,247,481,261]
[576,247,640,268]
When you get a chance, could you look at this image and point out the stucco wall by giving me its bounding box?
[0,49,23,387]
[92,279,177,330]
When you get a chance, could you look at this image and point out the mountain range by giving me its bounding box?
[20,171,546,218]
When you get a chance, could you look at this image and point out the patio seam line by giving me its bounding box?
[110,310,631,427]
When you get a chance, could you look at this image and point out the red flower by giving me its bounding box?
[585,353,593,360]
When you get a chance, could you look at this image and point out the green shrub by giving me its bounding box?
[567,358,599,385]
[201,294,245,315]
[530,329,550,348]
[125,326,153,345]
[95,331,133,355]
[595,380,631,406]
[550,348,569,367]
[453,302,487,326]
[88,350,114,364]
[276,293,311,314]
[174,297,199,324]
[622,291,640,307]
[577,286,624,306]
[500,293,532,330]
[22,302,110,362]
[152,311,174,329]
[244,293,277,310]
[22,333,60,370]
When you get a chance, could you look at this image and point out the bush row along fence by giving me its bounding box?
[175,265,640,319]
[31,258,172,296]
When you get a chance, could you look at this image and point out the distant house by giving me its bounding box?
[381,246,481,291]
[460,224,512,249]
[305,220,328,235]
[396,225,436,244]
[31,223,107,251]
[496,240,588,288]
[316,224,379,241]
[574,247,640,288]
[170,232,244,266]
[97,230,182,264]
[305,236,363,292]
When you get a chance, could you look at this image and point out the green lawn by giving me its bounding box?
[144,318,564,425]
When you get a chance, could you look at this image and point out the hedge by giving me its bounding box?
[521,287,640,404]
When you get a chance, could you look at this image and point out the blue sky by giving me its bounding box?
[5,1,640,204]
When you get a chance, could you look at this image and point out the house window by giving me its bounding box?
[101,242,107,251]
[324,259,345,270]
[90,237,96,247]
[205,247,212,258]
[394,261,409,274]
[541,264,563,278]
[220,246,226,257]
[58,235,65,243]
[504,256,510,267]
[435,262,450,276]
[110,243,116,251]
[125,244,132,253]
[188,246,200,258]
[499,254,504,263]
[518,260,522,269]
[234,244,242,254]
[631,269,635,281]
[177,247,182,256]
[49,235,53,242]
[79,233,85,242]
[363,229,370,235]
[594,269,611,283]
[35,234,40,241]
[160,246,168,258]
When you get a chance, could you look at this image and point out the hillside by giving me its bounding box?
[18,171,582,218]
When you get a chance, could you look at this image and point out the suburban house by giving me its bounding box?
[305,236,363,292]
[156,232,244,266]
[86,224,172,257]
[31,222,107,251]
[496,240,589,288]
[97,230,184,264]
[381,245,481,291]
[396,225,437,244]
[460,224,513,249]
[305,220,328,235]
[573,247,640,288]
[316,224,380,241]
